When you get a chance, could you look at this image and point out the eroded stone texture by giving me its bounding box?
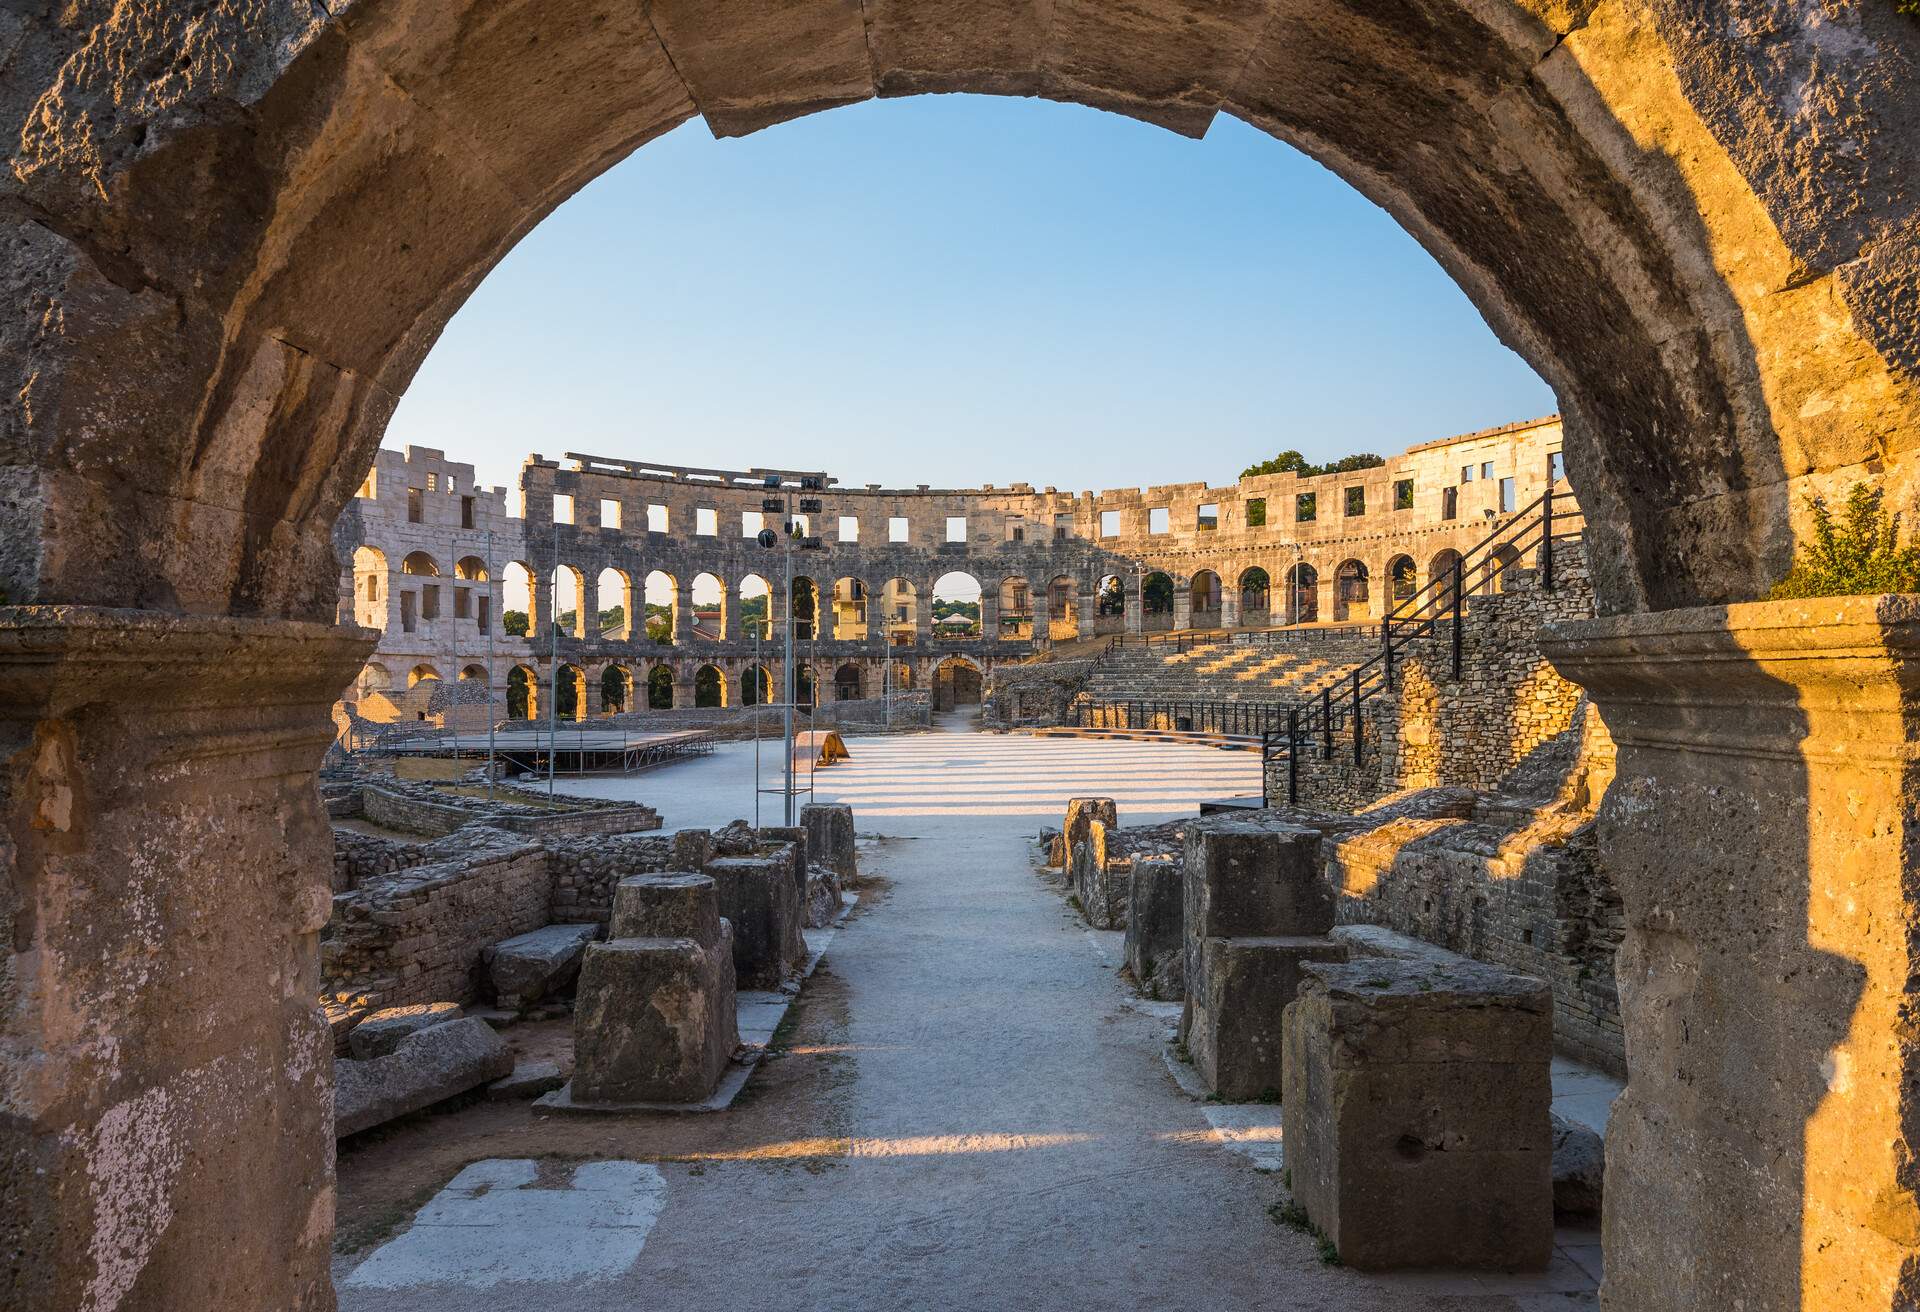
[570,874,739,1105]
[1062,796,1118,872]
[333,1016,514,1138]
[803,865,845,930]
[483,922,600,1010]
[1124,854,1185,1001]
[801,802,857,880]
[702,853,806,990]
[1545,597,1920,1311]
[1191,936,1348,1101]
[0,609,367,1310]
[1183,821,1332,946]
[1282,958,1553,1271]
[1070,819,1133,930]
[347,1002,464,1060]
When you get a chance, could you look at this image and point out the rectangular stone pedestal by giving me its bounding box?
[702,853,806,988]
[1189,936,1348,1100]
[1282,958,1552,1270]
[1124,854,1184,1000]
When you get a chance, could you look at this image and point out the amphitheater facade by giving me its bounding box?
[334,416,1568,721]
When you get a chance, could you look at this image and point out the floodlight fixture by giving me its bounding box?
[800,476,824,492]
[756,528,779,549]
[761,497,784,512]
[763,474,781,489]
[799,498,822,515]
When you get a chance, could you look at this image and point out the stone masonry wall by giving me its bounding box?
[321,831,553,1010]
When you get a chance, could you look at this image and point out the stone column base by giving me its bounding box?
[1544,596,1920,1312]
[1,606,372,1311]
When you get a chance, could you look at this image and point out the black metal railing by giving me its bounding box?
[1077,697,1290,738]
[1261,477,1585,801]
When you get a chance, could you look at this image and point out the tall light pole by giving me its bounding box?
[757,473,826,826]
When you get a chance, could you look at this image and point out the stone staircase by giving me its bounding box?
[1080,634,1382,707]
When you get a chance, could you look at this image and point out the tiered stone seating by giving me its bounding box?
[1080,633,1382,707]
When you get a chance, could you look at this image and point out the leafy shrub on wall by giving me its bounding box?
[1769,485,1920,599]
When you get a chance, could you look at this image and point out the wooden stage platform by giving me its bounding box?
[391,727,718,774]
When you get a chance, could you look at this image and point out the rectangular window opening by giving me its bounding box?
[839,515,859,542]
[599,499,622,530]
[1148,507,1170,535]
[1481,461,1495,480]
[1099,509,1121,538]
[744,510,765,538]
[889,516,910,543]
[1549,451,1566,483]
[407,487,423,524]
[461,495,475,529]
[647,504,668,533]
[1245,498,1266,527]
[1344,486,1365,517]
[1394,479,1414,511]
[1196,502,1219,531]
[696,507,717,537]
[1442,487,1459,520]
[553,494,574,525]
[1295,492,1317,523]
[946,516,968,543]
[1499,476,1516,514]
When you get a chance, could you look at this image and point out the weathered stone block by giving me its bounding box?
[801,802,857,879]
[570,926,739,1104]
[1183,821,1331,941]
[1125,854,1184,1001]
[757,826,810,900]
[484,922,602,1009]
[804,864,843,929]
[334,1017,514,1137]
[1550,1112,1604,1218]
[1189,936,1348,1101]
[703,854,806,989]
[1063,797,1117,870]
[1038,826,1065,869]
[347,1001,464,1060]
[487,1059,566,1101]
[612,872,721,943]
[1281,958,1553,1270]
[1072,823,1132,930]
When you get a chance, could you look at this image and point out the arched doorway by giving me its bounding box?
[1388,555,1418,607]
[1285,563,1319,625]
[507,665,538,720]
[1238,567,1270,627]
[601,665,632,714]
[14,13,1918,1306]
[1141,572,1174,632]
[933,656,984,712]
[932,572,982,639]
[1047,575,1078,641]
[834,662,864,701]
[646,664,675,710]
[1333,560,1371,623]
[555,664,586,721]
[740,664,773,707]
[694,664,726,708]
[1188,570,1222,628]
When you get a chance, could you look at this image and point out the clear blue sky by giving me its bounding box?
[391,94,1553,503]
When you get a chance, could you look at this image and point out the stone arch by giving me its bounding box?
[601,664,632,714]
[455,556,489,581]
[646,663,675,710]
[932,571,982,639]
[350,546,388,630]
[1188,569,1222,627]
[408,663,440,687]
[504,560,539,635]
[933,654,984,711]
[738,573,773,641]
[1387,554,1418,606]
[834,662,865,701]
[832,577,869,641]
[997,575,1032,641]
[791,575,820,642]
[459,663,487,681]
[400,551,440,577]
[1333,559,1371,623]
[740,663,773,707]
[1095,573,1127,634]
[552,565,587,639]
[554,663,587,721]
[507,664,539,720]
[793,662,817,709]
[1488,543,1524,593]
[1283,562,1319,626]
[1237,566,1270,626]
[1141,572,1174,631]
[1430,549,1465,610]
[883,578,919,645]
[691,572,725,639]
[694,663,726,708]
[13,11,1920,1307]
[597,567,633,640]
[644,570,677,643]
[1048,575,1079,641]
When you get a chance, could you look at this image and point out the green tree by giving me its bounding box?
[1770,484,1920,599]
[645,602,672,642]
[503,610,529,637]
[1241,449,1386,480]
